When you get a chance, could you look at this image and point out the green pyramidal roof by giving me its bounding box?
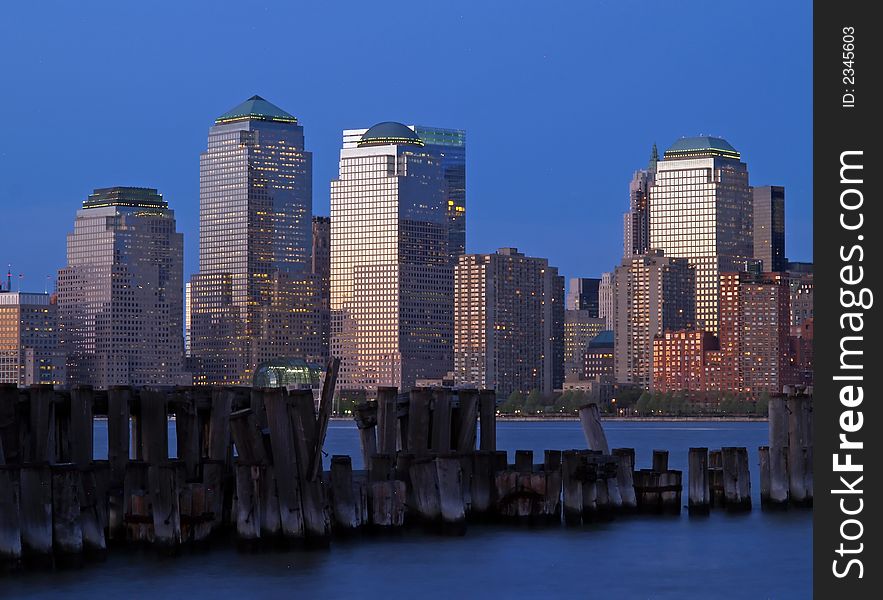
[663,136,740,160]
[215,95,298,125]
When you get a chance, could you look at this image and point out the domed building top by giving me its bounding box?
[215,95,298,125]
[357,122,424,147]
[663,136,740,160]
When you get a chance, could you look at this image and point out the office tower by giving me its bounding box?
[649,136,753,334]
[189,95,316,385]
[57,187,186,388]
[0,291,62,385]
[787,263,813,329]
[623,144,658,258]
[312,216,331,363]
[564,310,606,379]
[714,271,793,394]
[613,251,694,388]
[184,282,191,358]
[331,122,452,391]
[598,271,614,329]
[565,277,601,314]
[652,329,719,393]
[454,247,564,397]
[583,330,614,380]
[752,186,786,272]
[343,124,466,267]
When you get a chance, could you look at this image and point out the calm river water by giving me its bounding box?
[3,420,811,599]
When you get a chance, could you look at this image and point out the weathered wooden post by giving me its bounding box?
[580,453,599,519]
[19,464,52,560]
[578,403,609,454]
[353,401,378,470]
[660,470,682,514]
[149,460,184,549]
[263,388,303,541]
[652,450,669,473]
[543,450,562,521]
[51,464,83,558]
[107,385,130,542]
[173,390,201,481]
[369,480,406,528]
[0,384,20,465]
[561,450,583,525]
[470,451,495,516]
[377,387,399,455]
[436,455,466,533]
[140,389,168,465]
[721,447,751,511]
[289,389,330,543]
[69,386,93,469]
[430,388,453,453]
[78,466,107,552]
[708,449,724,507]
[688,447,710,515]
[786,394,808,506]
[0,465,22,562]
[478,390,496,452]
[455,389,479,453]
[28,384,55,463]
[612,448,637,510]
[515,450,533,473]
[329,455,361,531]
[409,457,441,523]
[408,388,432,457]
[767,394,790,507]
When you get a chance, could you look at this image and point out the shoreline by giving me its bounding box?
[328,415,767,422]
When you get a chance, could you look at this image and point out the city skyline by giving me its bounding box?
[0,1,813,289]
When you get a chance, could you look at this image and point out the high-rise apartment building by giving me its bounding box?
[652,329,719,393]
[787,263,813,329]
[343,124,466,268]
[649,136,753,334]
[713,271,793,394]
[331,122,452,391]
[189,95,318,385]
[623,144,658,259]
[0,291,62,386]
[564,310,606,380]
[57,187,186,388]
[565,277,600,314]
[613,251,694,388]
[454,248,564,397]
[312,216,331,363]
[598,271,614,330]
[752,186,786,272]
[583,330,614,380]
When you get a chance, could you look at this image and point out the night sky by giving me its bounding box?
[0,0,812,290]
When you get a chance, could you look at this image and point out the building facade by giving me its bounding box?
[649,136,753,334]
[189,95,318,385]
[613,251,694,388]
[623,144,658,259]
[343,124,466,268]
[57,187,186,388]
[787,265,813,329]
[0,291,62,386]
[331,122,452,392]
[752,185,786,272]
[312,216,331,363]
[651,329,718,393]
[454,248,564,397]
[583,330,614,380]
[598,271,614,330]
[565,277,601,314]
[564,310,606,380]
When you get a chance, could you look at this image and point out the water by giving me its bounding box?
[5,421,811,599]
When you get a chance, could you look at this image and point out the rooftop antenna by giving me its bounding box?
[45,275,51,294]
[6,267,11,293]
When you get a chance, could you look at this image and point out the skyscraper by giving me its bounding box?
[312,216,331,363]
[189,95,316,385]
[454,248,564,397]
[598,271,614,330]
[752,185,786,272]
[57,187,186,388]
[613,251,695,388]
[649,136,753,334]
[0,291,62,386]
[623,144,658,259]
[343,124,466,267]
[331,122,452,391]
[565,277,600,314]
[564,310,606,380]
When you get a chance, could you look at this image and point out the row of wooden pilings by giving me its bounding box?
[0,378,813,570]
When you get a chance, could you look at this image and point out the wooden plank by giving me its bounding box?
[612,448,637,510]
[377,387,398,455]
[234,463,261,542]
[455,389,479,453]
[106,386,131,487]
[409,457,440,522]
[515,450,533,473]
[352,401,377,471]
[140,389,168,465]
[0,465,22,561]
[28,384,55,463]
[0,384,19,465]
[430,388,452,453]
[20,464,52,559]
[309,357,340,481]
[435,456,465,532]
[174,390,200,481]
[688,447,710,515]
[263,388,304,540]
[149,461,184,548]
[329,455,360,531]
[230,408,268,466]
[51,464,83,556]
[78,466,107,552]
[408,388,432,457]
[478,390,496,452]
[652,450,669,473]
[69,386,94,468]
[577,402,609,454]
[561,450,583,525]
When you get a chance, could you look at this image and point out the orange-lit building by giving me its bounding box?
[652,329,718,392]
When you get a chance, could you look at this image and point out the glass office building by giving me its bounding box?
[57,187,186,388]
[649,136,752,334]
[331,122,452,391]
[190,95,317,385]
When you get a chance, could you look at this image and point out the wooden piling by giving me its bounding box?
[289,389,330,542]
[78,466,107,552]
[409,457,441,523]
[470,451,495,516]
[123,461,151,543]
[786,396,808,506]
[369,480,406,528]
[455,389,479,453]
[577,403,609,454]
[652,450,669,473]
[377,387,399,455]
[708,450,724,508]
[27,385,55,463]
[20,464,52,559]
[430,388,453,453]
[309,357,340,480]
[329,456,360,531]
[106,386,130,542]
[0,465,22,562]
[229,408,268,466]
[660,470,682,514]
[515,450,533,473]
[174,392,200,481]
[0,384,19,465]
[234,463,261,542]
[51,464,83,557]
[408,388,432,457]
[478,390,496,452]
[612,448,637,510]
[561,450,583,525]
[149,461,184,549]
[353,401,377,470]
[140,389,168,465]
[435,456,466,532]
[721,447,751,511]
[69,386,94,468]
[263,388,304,540]
[688,447,710,515]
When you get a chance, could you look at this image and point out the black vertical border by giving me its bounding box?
[814,1,880,596]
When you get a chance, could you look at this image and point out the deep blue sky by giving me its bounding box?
[0,1,812,290]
